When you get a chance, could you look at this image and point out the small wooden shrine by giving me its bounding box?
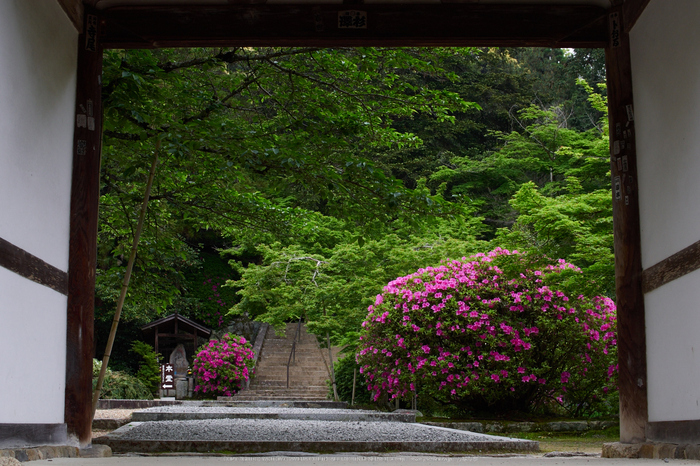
[141,312,211,360]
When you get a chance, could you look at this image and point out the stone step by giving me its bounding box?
[259,345,320,352]
[131,407,413,423]
[236,323,332,403]
[95,419,538,454]
[251,379,327,386]
[252,368,328,374]
[257,357,326,364]
[231,396,329,402]
[251,378,328,384]
[238,393,328,399]
[247,382,328,388]
[210,400,348,409]
[244,387,328,393]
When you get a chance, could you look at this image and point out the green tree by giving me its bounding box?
[97,47,478,323]
[228,213,486,346]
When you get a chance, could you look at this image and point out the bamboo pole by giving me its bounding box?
[91,142,160,417]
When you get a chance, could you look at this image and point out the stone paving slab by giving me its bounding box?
[131,407,415,423]
[214,399,347,409]
[94,419,537,454]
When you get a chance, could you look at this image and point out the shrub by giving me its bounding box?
[192,334,255,397]
[331,354,371,405]
[356,248,617,417]
[130,341,162,397]
[92,359,153,400]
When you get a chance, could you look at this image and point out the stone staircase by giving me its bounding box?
[233,323,330,401]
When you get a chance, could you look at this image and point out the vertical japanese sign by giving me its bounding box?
[161,363,175,390]
[85,15,98,52]
[609,12,621,48]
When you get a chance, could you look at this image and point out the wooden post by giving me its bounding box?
[65,9,103,447]
[606,6,648,444]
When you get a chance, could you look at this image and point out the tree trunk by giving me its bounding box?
[91,143,159,417]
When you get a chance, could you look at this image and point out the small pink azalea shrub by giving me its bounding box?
[356,248,617,416]
[193,334,255,397]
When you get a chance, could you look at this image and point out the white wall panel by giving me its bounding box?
[631,0,700,269]
[0,0,78,272]
[0,1,77,426]
[0,267,67,423]
[645,268,700,422]
[631,0,700,423]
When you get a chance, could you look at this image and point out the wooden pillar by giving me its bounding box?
[155,325,160,355]
[606,6,648,444]
[65,9,103,447]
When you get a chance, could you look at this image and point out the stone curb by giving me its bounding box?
[422,420,617,434]
[0,445,79,462]
[603,442,700,460]
[0,445,111,462]
[131,411,414,423]
[94,438,538,454]
[97,399,182,409]
[93,418,131,430]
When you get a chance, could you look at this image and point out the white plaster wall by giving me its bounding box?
[630,0,700,423]
[0,267,68,423]
[0,2,77,424]
[0,0,78,271]
[631,0,700,269]
[645,268,700,422]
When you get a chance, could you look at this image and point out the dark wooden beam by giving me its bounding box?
[642,239,700,294]
[623,0,652,33]
[157,333,196,339]
[57,0,83,32]
[605,7,648,444]
[98,4,608,49]
[0,237,69,295]
[65,8,103,447]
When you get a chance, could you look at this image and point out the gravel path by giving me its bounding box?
[111,419,526,443]
[93,409,136,420]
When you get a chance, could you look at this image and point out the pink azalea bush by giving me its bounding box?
[356,248,617,416]
[193,334,255,397]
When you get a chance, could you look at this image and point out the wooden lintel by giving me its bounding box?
[156,333,196,339]
[642,239,700,294]
[56,0,84,33]
[98,4,608,49]
[605,6,648,444]
[623,0,652,33]
[65,8,103,448]
[0,237,69,295]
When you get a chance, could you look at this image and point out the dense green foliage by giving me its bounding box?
[95,46,615,417]
[92,359,153,400]
[229,214,486,345]
[332,355,371,405]
[96,47,479,327]
[130,341,162,397]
